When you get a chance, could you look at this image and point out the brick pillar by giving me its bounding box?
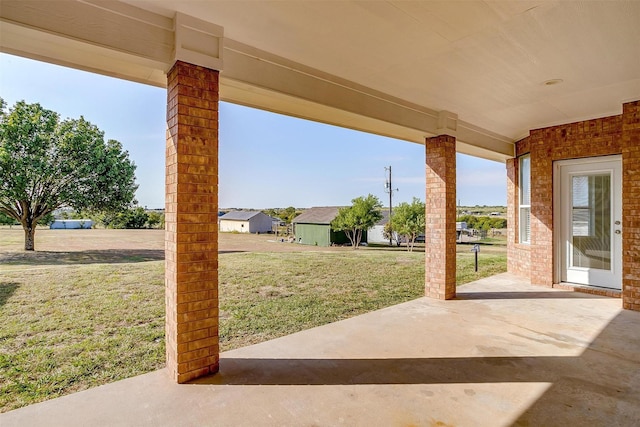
[166,61,219,382]
[425,135,456,299]
[622,100,640,311]
[529,132,554,286]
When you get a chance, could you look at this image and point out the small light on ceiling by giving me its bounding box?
[543,79,564,86]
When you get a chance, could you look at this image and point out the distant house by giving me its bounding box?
[218,211,273,233]
[50,219,93,229]
[456,221,468,240]
[369,216,467,244]
[292,206,357,246]
[367,210,391,244]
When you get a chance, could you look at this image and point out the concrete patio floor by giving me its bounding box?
[3,273,639,426]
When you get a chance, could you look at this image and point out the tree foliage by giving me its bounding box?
[99,207,149,229]
[262,206,300,224]
[457,214,507,231]
[146,211,165,229]
[331,194,382,249]
[382,221,402,247]
[0,211,18,225]
[390,197,425,252]
[0,99,138,250]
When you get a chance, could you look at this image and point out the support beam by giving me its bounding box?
[425,135,457,300]
[165,61,220,383]
[0,1,514,162]
[221,40,514,162]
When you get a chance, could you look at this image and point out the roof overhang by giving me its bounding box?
[3,1,638,162]
[0,1,514,162]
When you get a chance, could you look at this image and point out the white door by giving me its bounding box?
[557,156,622,289]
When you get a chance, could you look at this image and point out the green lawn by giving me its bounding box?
[0,243,506,412]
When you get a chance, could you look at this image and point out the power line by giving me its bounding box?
[384,166,398,246]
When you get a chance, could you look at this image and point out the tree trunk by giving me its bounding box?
[353,228,361,249]
[345,230,356,248]
[24,225,36,251]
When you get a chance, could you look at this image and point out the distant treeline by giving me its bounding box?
[0,208,165,229]
[457,214,507,230]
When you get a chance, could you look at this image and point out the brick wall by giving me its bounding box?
[525,115,622,286]
[508,103,640,312]
[425,135,456,300]
[166,61,220,383]
[622,101,640,310]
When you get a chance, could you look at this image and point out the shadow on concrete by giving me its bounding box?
[0,249,164,266]
[191,310,640,426]
[456,291,608,300]
[0,282,20,308]
[196,356,572,386]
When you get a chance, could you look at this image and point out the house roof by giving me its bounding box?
[219,211,265,221]
[374,210,391,226]
[292,207,342,225]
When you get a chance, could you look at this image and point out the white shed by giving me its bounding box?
[367,211,391,244]
[50,219,93,229]
[218,211,273,233]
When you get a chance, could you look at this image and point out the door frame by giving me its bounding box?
[553,154,622,288]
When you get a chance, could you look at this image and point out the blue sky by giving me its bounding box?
[0,53,506,209]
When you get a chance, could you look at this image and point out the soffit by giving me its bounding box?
[126,0,640,140]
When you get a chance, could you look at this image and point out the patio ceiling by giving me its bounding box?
[1,1,639,161]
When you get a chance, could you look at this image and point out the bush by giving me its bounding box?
[457,214,506,231]
[100,207,149,229]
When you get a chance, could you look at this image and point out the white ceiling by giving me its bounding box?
[124,0,640,141]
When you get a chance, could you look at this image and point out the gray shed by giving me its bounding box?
[218,211,273,233]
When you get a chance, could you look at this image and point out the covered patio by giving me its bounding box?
[1,1,639,421]
[2,273,639,426]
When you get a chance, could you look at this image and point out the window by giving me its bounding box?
[571,174,610,238]
[519,155,531,243]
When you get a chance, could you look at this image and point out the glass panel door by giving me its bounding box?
[570,174,611,270]
[558,157,621,289]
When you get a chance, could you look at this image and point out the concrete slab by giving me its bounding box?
[2,273,639,426]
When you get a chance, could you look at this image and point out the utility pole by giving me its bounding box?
[384,166,398,246]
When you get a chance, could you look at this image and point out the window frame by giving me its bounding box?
[519,155,531,244]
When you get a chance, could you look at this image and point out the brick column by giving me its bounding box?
[529,131,554,286]
[622,100,640,311]
[425,135,456,299]
[166,61,219,382]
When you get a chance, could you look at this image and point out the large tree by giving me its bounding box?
[0,99,138,250]
[331,194,383,249]
[391,197,425,252]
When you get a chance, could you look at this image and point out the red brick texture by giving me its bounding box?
[425,135,456,300]
[508,100,640,311]
[165,61,220,383]
[622,101,640,311]
[506,158,531,278]
[530,116,622,286]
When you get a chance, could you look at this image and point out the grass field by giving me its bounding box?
[0,228,506,412]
